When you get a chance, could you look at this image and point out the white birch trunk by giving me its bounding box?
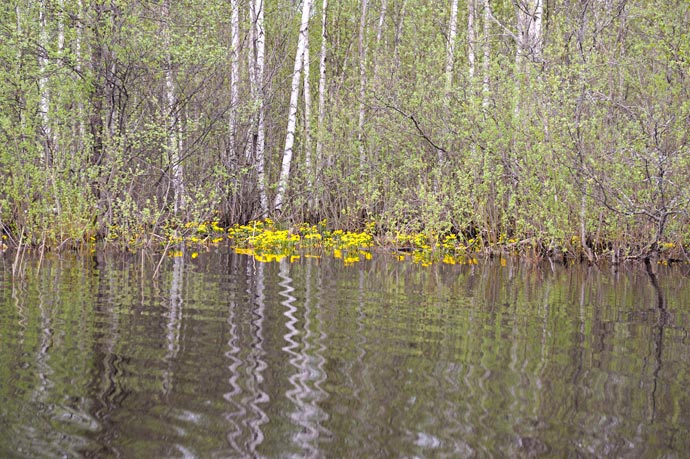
[357,0,368,170]
[482,0,491,109]
[466,0,474,80]
[247,2,256,164]
[446,0,459,89]
[315,0,328,184]
[515,0,543,63]
[514,0,543,116]
[303,43,313,193]
[440,0,459,165]
[75,0,85,152]
[531,0,544,60]
[163,0,185,215]
[57,0,65,53]
[376,0,387,45]
[39,0,52,164]
[372,0,387,79]
[228,0,240,168]
[274,0,312,211]
[253,0,268,215]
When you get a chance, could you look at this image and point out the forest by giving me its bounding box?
[0,0,688,263]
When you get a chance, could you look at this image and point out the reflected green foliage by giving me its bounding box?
[1,251,690,456]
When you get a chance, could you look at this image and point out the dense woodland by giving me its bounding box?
[0,0,688,261]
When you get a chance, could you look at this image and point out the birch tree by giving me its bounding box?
[442,0,459,164]
[482,0,491,109]
[357,0,368,170]
[315,0,328,185]
[38,0,52,164]
[465,0,474,80]
[303,29,313,196]
[227,0,240,169]
[163,0,185,215]
[515,0,543,63]
[372,0,387,80]
[514,0,543,116]
[252,0,268,215]
[275,0,313,211]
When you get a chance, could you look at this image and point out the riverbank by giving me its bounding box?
[2,218,687,269]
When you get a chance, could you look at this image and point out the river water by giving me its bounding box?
[1,249,689,458]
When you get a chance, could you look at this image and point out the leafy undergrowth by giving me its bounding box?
[11,218,682,268]
[137,219,499,267]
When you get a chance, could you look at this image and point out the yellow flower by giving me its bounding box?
[191,252,198,259]
[235,247,255,256]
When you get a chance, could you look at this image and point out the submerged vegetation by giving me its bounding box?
[0,0,689,266]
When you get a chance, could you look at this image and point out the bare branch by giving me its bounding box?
[382,102,448,155]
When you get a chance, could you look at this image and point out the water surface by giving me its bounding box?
[1,250,689,457]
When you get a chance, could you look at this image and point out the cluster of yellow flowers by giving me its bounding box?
[222,219,375,265]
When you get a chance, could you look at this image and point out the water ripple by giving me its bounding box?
[242,261,269,457]
[223,255,247,456]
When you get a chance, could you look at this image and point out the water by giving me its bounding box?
[1,249,689,458]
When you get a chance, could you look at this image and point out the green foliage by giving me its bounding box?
[0,0,687,261]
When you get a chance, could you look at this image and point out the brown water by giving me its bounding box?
[1,249,689,458]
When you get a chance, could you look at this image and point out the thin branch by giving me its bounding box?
[486,5,518,43]
[382,102,448,154]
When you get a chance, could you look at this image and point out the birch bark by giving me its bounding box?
[441,0,459,164]
[357,0,368,170]
[514,0,543,116]
[39,0,52,164]
[228,0,240,169]
[315,0,328,183]
[465,0,474,80]
[516,0,543,62]
[303,43,313,194]
[373,0,387,79]
[275,0,313,211]
[163,0,185,215]
[482,0,491,109]
[253,0,268,214]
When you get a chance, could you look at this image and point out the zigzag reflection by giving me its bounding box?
[242,261,269,456]
[223,254,247,456]
[281,259,330,458]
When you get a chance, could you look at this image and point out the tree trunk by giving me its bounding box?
[163,0,185,216]
[315,0,328,191]
[465,0,474,80]
[441,0,459,165]
[39,0,52,165]
[88,4,105,168]
[482,0,491,109]
[393,0,407,62]
[228,0,240,169]
[514,0,543,116]
[275,0,312,212]
[303,42,313,200]
[253,0,268,215]
[373,0,387,79]
[357,0,368,171]
[57,0,65,53]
